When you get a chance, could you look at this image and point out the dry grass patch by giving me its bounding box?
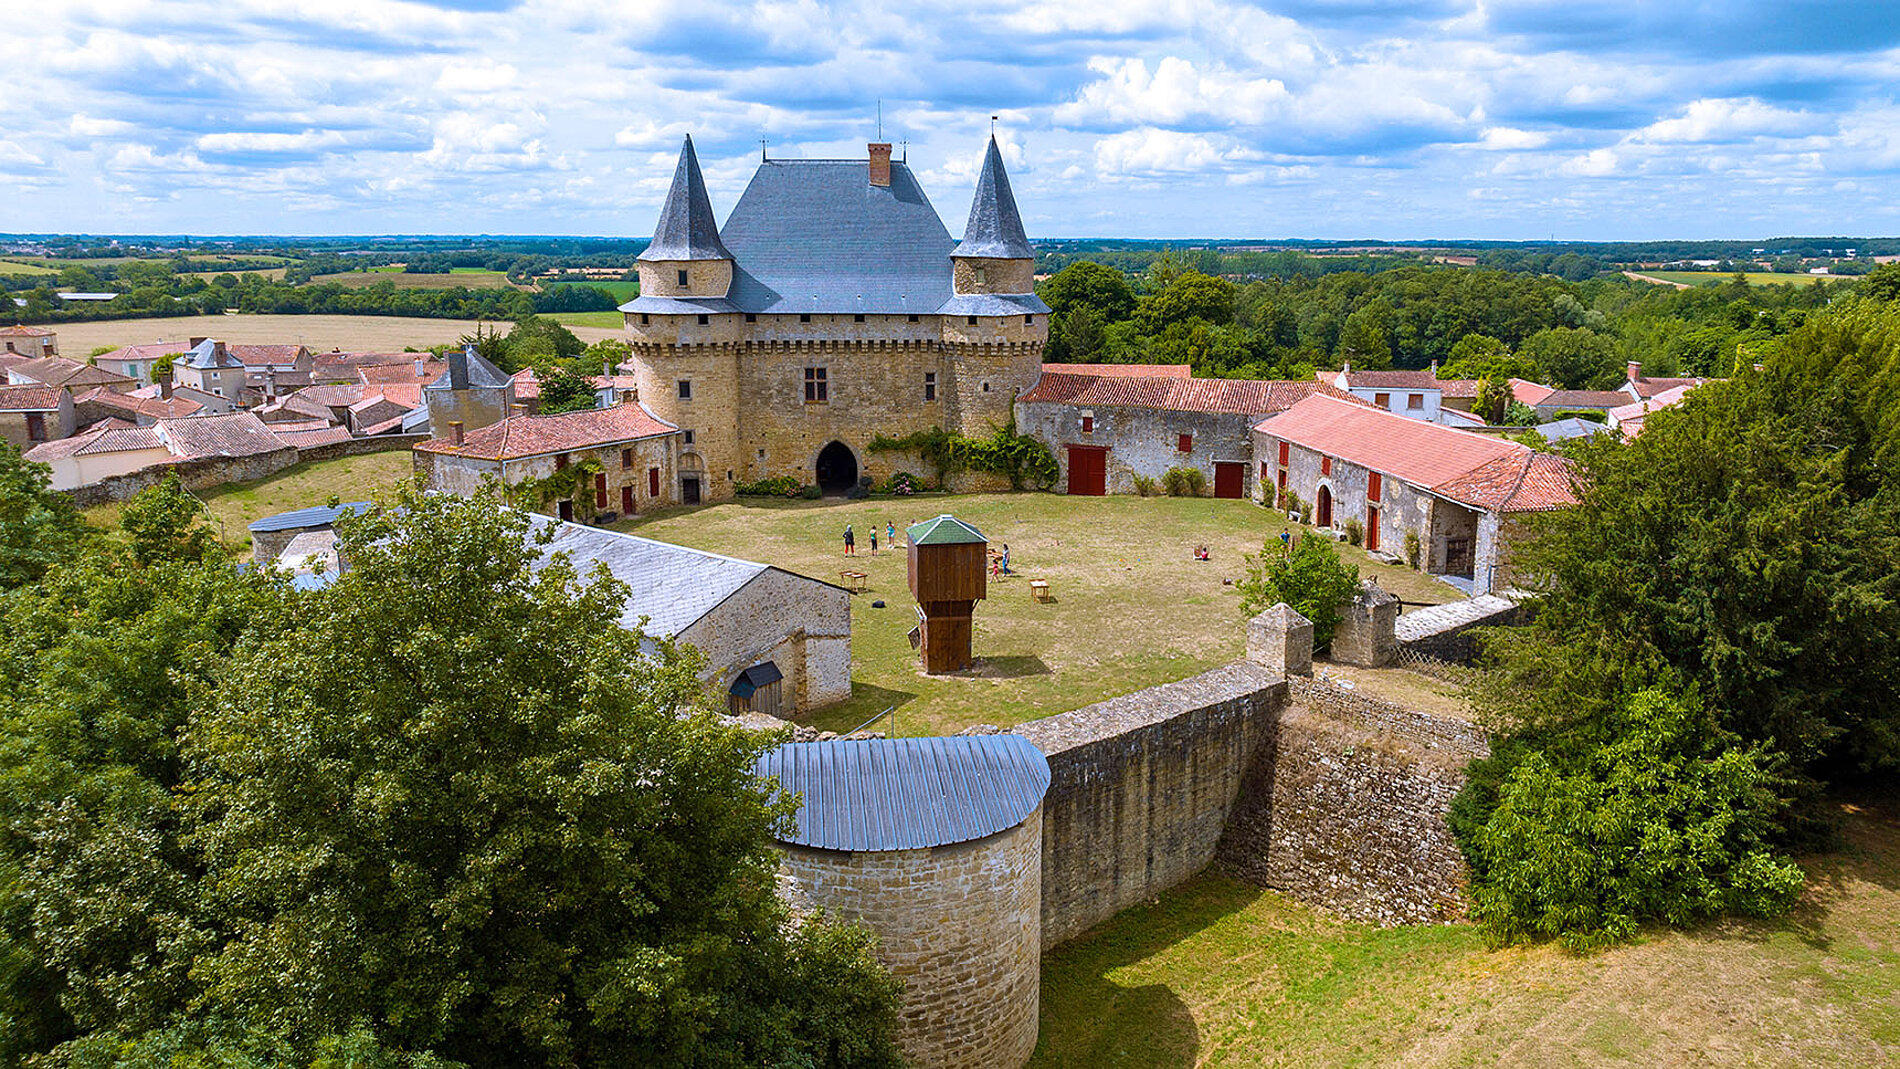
[44,314,622,354]
[315,270,524,290]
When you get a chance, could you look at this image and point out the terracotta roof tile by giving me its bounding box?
[416,401,678,461]
[0,384,63,411]
[10,356,136,390]
[25,425,164,462]
[79,416,137,432]
[1038,362,1192,379]
[358,359,446,385]
[1629,375,1706,399]
[1436,378,1482,398]
[1340,368,1441,390]
[1510,378,1555,406]
[1540,389,1632,408]
[226,344,308,367]
[271,425,353,448]
[155,412,290,459]
[0,325,56,337]
[75,385,201,421]
[1020,371,1361,415]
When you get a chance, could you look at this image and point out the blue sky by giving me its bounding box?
[3,0,1898,240]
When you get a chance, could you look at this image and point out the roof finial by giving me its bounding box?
[990,113,998,135]
[759,136,769,162]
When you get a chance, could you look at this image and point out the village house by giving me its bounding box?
[72,383,203,427]
[422,344,516,435]
[1532,388,1633,422]
[129,380,233,415]
[1608,383,1695,436]
[1620,360,1705,401]
[1254,393,1577,594]
[413,398,681,522]
[1015,364,1359,497]
[1325,365,1445,422]
[0,325,58,358]
[26,410,295,490]
[95,342,184,384]
[617,133,1046,502]
[7,355,138,394]
[169,340,251,400]
[0,384,76,447]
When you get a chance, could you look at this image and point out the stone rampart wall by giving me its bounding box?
[1393,594,1523,664]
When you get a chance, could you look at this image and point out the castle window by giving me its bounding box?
[677,269,689,286]
[981,381,990,392]
[621,448,634,470]
[697,314,709,325]
[854,314,866,323]
[640,314,650,326]
[924,372,937,401]
[799,314,812,323]
[555,453,570,471]
[1178,433,1193,453]
[908,314,919,323]
[967,315,978,326]
[683,429,695,446]
[745,313,757,323]
[973,266,986,285]
[677,380,692,400]
[804,366,828,403]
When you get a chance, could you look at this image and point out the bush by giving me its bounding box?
[1238,530,1360,647]
[1132,473,1158,497]
[877,471,918,495]
[1551,408,1609,424]
[1465,686,1804,951]
[1344,517,1364,547]
[1404,530,1422,569]
[1161,466,1207,497]
[735,475,804,498]
[798,484,822,500]
[1298,499,1312,525]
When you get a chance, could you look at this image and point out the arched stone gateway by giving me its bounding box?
[1316,483,1334,528]
[815,440,858,494]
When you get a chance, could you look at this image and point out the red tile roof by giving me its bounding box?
[1629,375,1705,399]
[0,325,56,337]
[1539,389,1632,409]
[155,412,291,459]
[75,385,201,421]
[358,359,446,385]
[1020,371,1361,415]
[98,342,189,363]
[0,384,64,411]
[1038,362,1192,379]
[1339,368,1441,390]
[271,424,353,448]
[10,356,136,390]
[1254,393,1577,513]
[509,368,640,402]
[256,393,338,422]
[1436,378,1482,399]
[1510,378,1555,406]
[80,417,138,433]
[415,401,678,461]
[226,344,308,367]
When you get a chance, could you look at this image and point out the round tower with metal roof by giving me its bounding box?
[758,734,1051,1069]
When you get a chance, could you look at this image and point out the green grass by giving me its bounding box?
[1642,270,1829,287]
[83,451,415,555]
[1032,795,1900,1067]
[548,311,626,329]
[0,260,60,276]
[619,493,1455,736]
[547,279,640,299]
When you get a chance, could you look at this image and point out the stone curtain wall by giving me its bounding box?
[1216,675,1489,925]
[1393,594,1523,664]
[776,811,1043,1069]
[1011,662,1286,947]
[1014,401,1260,497]
[65,433,428,507]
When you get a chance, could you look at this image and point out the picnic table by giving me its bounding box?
[839,571,869,593]
[1029,579,1051,602]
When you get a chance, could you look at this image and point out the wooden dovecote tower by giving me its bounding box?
[906,514,987,673]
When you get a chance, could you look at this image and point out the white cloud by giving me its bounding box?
[1635,97,1818,143]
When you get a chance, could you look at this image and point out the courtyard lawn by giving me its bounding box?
[620,492,1455,737]
[82,450,416,556]
[1031,794,1900,1068]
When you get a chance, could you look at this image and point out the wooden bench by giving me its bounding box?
[839,571,868,593]
[1029,579,1051,603]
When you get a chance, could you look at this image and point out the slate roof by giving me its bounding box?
[937,292,1050,317]
[1255,393,1577,513]
[639,136,734,263]
[24,425,164,461]
[414,400,677,461]
[154,412,289,459]
[175,340,247,370]
[522,514,835,637]
[617,294,740,316]
[719,159,956,315]
[10,356,136,389]
[1039,362,1192,379]
[754,735,1052,852]
[952,136,1034,261]
[1020,370,1360,416]
[1538,389,1632,409]
[908,514,986,545]
[1538,416,1614,442]
[247,501,372,533]
[0,384,63,410]
[425,346,512,391]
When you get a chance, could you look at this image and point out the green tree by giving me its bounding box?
[0,441,89,591]
[1473,375,1514,425]
[1859,262,1900,302]
[1518,326,1620,389]
[1135,271,1236,333]
[1238,531,1360,647]
[1440,334,1541,382]
[1467,686,1803,951]
[1038,260,1136,323]
[185,487,901,1066]
[118,473,221,565]
[535,366,599,415]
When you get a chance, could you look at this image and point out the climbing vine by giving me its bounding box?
[507,457,606,521]
[867,420,1058,491]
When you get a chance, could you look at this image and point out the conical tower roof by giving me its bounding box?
[952,135,1032,260]
[639,136,733,262]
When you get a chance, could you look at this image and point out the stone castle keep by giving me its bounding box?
[622,134,1047,502]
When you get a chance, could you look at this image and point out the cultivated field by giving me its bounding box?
[1640,270,1828,287]
[44,313,622,354]
[0,260,61,276]
[1032,793,1900,1068]
[548,311,626,329]
[312,269,524,290]
[623,493,1461,736]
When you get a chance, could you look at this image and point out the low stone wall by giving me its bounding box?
[295,432,429,464]
[1012,662,1285,947]
[66,447,302,507]
[1394,594,1522,664]
[1216,676,1488,925]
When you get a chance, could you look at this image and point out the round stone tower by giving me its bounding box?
[756,735,1051,1069]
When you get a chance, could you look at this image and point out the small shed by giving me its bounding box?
[727,661,785,717]
[906,514,987,673]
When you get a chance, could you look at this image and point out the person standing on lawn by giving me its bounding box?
[869,526,879,554]
[843,524,855,555]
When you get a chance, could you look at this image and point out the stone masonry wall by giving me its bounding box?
[776,811,1043,1069]
[678,568,852,712]
[1216,675,1488,925]
[1394,594,1522,664]
[1015,401,1259,496]
[1011,662,1286,947]
[65,446,301,507]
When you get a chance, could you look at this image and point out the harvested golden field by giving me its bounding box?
[45,314,622,354]
[312,269,524,290]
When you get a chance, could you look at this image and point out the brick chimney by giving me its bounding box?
[448,420,464,445]
[868,142,892,187]
[160,379,172,401]
[1627,360,1642,382]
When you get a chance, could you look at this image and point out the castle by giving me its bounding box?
[621,134,1048,502]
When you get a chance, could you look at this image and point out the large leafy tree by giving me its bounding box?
[117,473,222,565]
[0,442,89,591]
[1239,531,1360,648]
[1038,260,1136,324]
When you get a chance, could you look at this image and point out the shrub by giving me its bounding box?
[798,485,822,500]
[1298,499,1312,525]
[1551,408,1609,424]
[1344,517,1364,547]
[1161,466,1207,497]
[877,471,919,495]
[1132,473,1158,497]
[1238,530,1360,647]
[735,475,804,498]
[1465,686,1804,951]
[1404,530,1422,569]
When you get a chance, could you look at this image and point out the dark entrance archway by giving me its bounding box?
[1316,484,1333,528]
[815,441,858,494]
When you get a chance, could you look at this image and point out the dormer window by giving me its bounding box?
[677,269,689,287]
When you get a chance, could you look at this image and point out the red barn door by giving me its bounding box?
[1065,445,1107,496]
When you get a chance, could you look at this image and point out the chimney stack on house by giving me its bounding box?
[510,403,527,416]
[190,337,207,348]
[159,379,172,401]
[1627,360,1642,382]
[449,344,471,391]
[868,142,892,187]
[448,420,464,445]
[415,356,427,379]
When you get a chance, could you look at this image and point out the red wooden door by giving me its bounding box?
[648,467,660,497]
[621,485,634,515]
[1213,461,1244,499]
[594,473,608,510]
[1366,507,1380,551]
[1065,445,1107,495]
[1317,485,1333,528]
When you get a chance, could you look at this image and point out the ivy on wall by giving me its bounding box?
[868,421,1059,491]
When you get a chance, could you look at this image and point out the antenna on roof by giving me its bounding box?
[877,100,883,140]
[901,139,909,163]
[990,114,998,134]
[759,137,769,162]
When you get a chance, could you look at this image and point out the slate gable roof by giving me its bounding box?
[1256,393,1577,514]
[248,501,372,533]
[414,401,677,461]
[719,159,956,315]
[639,136,734,263]
[176,340,248,371]
[1021,370,1360,416]
[952,136,1034,261]
[425,346,511,391]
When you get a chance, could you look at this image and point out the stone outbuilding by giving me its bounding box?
[1255,393,1577,593]
[757,735,1051,1069]
[0,384,75,448]
[413,399,681,522]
